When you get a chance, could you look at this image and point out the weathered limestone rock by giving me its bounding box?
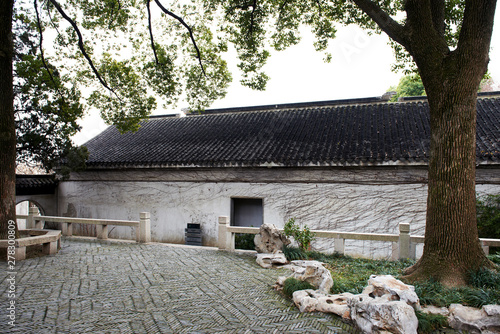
[293,289,353,319]
[254,223,290,253]
[288,274,419,334]
[290,260,333,294]
[256,250,288,268]
[421,305,450,317]
[364,275,420,308]
[349,294,418,334]
[448,304,500,333]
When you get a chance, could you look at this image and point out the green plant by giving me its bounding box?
[283,218,315,252]
[416,311,449,334]
[282,277,315,298]
[477,194,500,252]
[469,267,500,289]
[235,233,255,250]
[282,245,307,261]
[488,254,500,265]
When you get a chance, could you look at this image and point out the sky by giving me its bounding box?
[72,9,500,145]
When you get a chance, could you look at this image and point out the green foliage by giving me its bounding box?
[329,256,413,295]
[58,146,89,180]
[413,280,459,307]
[88,54,156,133]
[469,268,500,290]
[388,74,426,101]
[282,245,307,261]
[477,194,500,239]
[283,218,315,252]
[415,311,449,334]
[282,277,314,298]
[14,7,85,172]
[488,254,500,265]
[412,269,500,308]
[235,233,255,250]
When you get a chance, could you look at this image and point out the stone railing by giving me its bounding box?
[218,216,500,259]
[23,211,151,243]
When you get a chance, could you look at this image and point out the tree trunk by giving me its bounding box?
[404,81,493,287]
[0,0,16,240]
[398,0,498,288]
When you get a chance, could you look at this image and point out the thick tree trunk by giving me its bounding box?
[398,0,497,288]
[404,86,492,286]
[0,0,16,239]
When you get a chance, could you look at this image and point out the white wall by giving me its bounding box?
[57,179,429,257]
[58,168,500,259]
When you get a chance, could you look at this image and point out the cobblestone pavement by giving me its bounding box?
[1,238,358,333]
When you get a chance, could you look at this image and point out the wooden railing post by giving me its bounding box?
[218,216,233,250]
[138,212,151,243]
[398,223,411,259]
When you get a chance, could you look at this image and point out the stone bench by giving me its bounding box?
[0,229,62,261]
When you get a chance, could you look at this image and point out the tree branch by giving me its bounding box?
[247,0,257,40]
[146,0,159,64]
[351,0,408,47]
[34,0,65,103]
[430,0,445,36]
[47,0,119,97]
[154,0,206,77]
[108,0,122,29]
[457,0,497,62]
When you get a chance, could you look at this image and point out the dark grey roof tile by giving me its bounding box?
[83,96,500,168]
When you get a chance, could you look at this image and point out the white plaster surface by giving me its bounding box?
[57,176,500,259]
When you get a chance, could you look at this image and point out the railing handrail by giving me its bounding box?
[219,217,500,259]
[17,212,151,243]
[34,215,139,227]
[226,226,403,242]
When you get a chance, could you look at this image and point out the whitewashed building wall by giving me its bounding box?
[58,167,500,258]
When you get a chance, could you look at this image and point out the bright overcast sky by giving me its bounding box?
[73,9,500,145]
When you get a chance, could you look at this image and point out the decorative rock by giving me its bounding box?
[293,289,353,319]
[254,223,290,253]
[421,305,450,317]
[448,304,500,333]
[290,260,333,294]
[364,275,420,308]
[256,250,288,268]
[349,294,418,334]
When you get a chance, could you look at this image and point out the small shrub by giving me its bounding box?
[416,311,449,334]
[477,193,500,253]
[330,279,365,294]
[282,245,307,261]
[413,280,463,307]
[488,254,500,265]
[283,218,315,252]
[282,277,315,298]
[235,233,255,250]
[458,287,500,307]
[468,267,500,289]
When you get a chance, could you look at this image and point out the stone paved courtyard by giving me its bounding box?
[1,237,358,333]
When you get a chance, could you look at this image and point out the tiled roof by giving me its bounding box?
[83,95,500,168]
[16,175,58,195]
